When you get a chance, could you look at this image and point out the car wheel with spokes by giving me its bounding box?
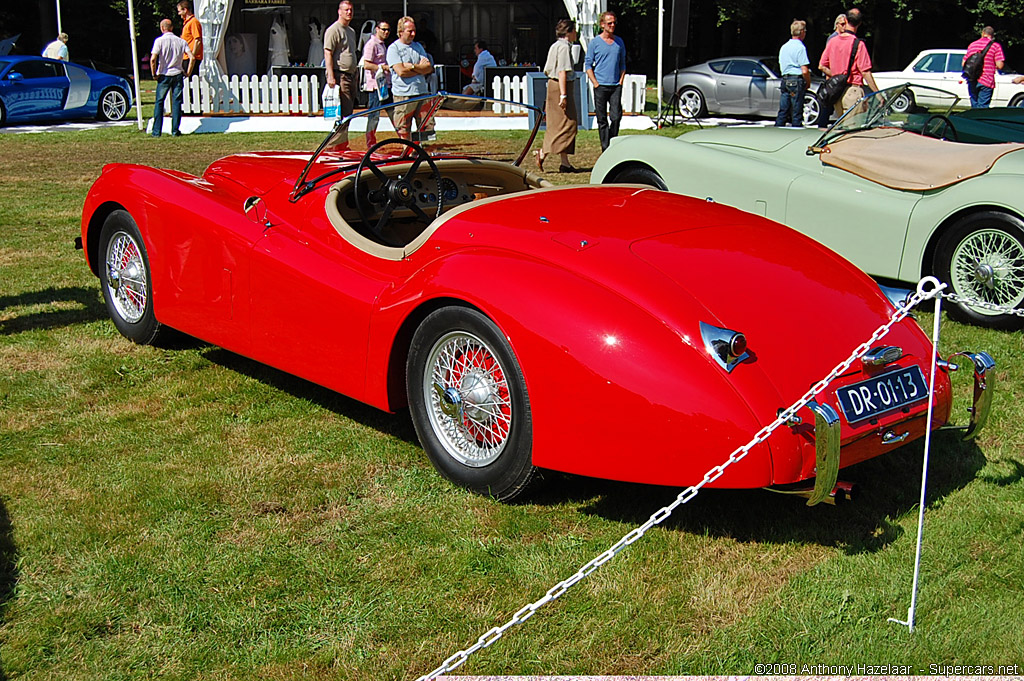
[675,86,707,118]
[890,90,915,114]
[934,211,1024,330]
[407,306,537,500]
[98,88,129,121]
[98,210,165,344]
[802,92,824,127]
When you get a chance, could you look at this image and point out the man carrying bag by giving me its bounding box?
[817,8,879,122]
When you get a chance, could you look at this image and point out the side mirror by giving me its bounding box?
[243,196,269,226]
[7,72,23,82]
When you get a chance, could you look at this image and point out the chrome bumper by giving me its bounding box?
[940,351,996,440]
[806,400,841,506]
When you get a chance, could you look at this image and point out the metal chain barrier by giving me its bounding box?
[416,278,947,681]
[940,290,1024,318]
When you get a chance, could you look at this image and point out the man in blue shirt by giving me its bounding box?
[386,16,435,140]
[776,19,810,127]
[584,11,627,150]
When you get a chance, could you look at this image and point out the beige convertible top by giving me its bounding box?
[820,127,1024,191]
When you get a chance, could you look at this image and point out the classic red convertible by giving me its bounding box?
[78,94,994,503]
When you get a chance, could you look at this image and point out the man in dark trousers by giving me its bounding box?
[964,26,1005,109]
[584,11,627,151]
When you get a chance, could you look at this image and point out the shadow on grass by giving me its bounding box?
[202,347,419,444]
[195,346,986,556]
[527,434,987,555]
[0,286,106,335]
[0,499,18,681]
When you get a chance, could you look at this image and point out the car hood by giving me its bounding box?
[204,151,317,196]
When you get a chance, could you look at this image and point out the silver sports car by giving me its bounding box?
[662,56,825,127]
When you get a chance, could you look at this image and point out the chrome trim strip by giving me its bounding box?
[806,400,841,507]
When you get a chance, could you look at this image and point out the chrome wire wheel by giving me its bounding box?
[100,89,128,121]
[950,227,1024,316]
[104,229,148,324]
[423,330,513,468]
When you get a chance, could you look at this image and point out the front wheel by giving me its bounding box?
[98,210,165,344]
[802,92,824,127]
[934,211,1024,330]
[607,164,667,190]
[1009,93,1024,108]
[675,86,707,118]
[407,307,537,501]
[98,88,129,121]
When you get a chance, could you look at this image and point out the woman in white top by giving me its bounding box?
[535,19,579,173]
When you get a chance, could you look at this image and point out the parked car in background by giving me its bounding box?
[873,49,1024,112]
[79,93,990,505]
[76,57,135,89]
[662,56,825,127]
[0,55,132,125]
[593,84,1024,330]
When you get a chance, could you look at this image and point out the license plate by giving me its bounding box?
[836,366,929,425]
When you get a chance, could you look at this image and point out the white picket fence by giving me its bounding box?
[489,73,647,115]
[178,72,647,117]
[182,74,321,115]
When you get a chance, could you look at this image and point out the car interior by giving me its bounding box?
[326,152,550,259]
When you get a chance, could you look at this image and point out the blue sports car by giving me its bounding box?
[0,55,133,126]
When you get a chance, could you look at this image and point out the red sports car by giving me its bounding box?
[78,94,994,503]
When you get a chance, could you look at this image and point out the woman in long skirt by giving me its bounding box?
[535,19,579,173]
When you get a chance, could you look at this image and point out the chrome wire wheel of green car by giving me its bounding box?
[407,307,536,500]
[936,211,1024,330]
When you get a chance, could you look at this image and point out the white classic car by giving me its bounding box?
[872,49,1024,112]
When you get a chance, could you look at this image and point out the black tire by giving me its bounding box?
[890,90,915,114]
[934,211,1024,330]
[407,307,536,501]
[1010,93,1024,108]
[98,88,129,121]
[98,210,165,344]
[607,165,667,190]
[802,92,825,127]
[0,99,6,127]
[675,86,707,118]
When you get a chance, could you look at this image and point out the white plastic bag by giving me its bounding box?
[323,84,340,120]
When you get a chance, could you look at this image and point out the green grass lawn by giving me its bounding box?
[1,115,1023,680]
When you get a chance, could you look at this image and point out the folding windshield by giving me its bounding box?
[810,84,961,152]
[292,92,543,200]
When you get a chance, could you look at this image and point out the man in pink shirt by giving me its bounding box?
[963,26,1005,109]
[818,8,878,120]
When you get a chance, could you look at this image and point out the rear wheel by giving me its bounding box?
[1009,93,1024,108]
[98,210,165,344]
[407,307,536,501]
[890,90,915,114]
[934,211,1024,330]
[607,165,667,190]
[98,88,129,121]
[675,86,707,118]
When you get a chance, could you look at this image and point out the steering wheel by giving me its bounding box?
[922,114,959,142]
[353,138,443,247]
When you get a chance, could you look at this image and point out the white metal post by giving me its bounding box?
[55,0,63,35]
[127,0,144,130]
[656,0,663,125]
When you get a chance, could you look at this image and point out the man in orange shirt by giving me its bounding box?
[177,0,203,77]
